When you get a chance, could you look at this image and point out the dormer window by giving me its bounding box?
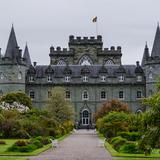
[29,76,34,82]
[137,75,142,82]
[47,75,52,82]
[118,75,124,82]
[100,76,106,82]
[82,76,88,82]
[65,76,71,82]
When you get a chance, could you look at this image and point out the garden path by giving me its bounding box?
[29,129,112,160]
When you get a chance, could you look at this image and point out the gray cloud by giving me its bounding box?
[0,0,159,64]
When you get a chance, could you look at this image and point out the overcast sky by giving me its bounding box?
[0,0,159,65]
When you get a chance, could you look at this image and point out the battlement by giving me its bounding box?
[68,35,103,45]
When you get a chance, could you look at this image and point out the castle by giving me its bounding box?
[0,25,160,128]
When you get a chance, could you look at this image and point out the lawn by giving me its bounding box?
[0,132,71,156]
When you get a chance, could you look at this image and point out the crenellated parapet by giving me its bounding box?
[68,35,103,46]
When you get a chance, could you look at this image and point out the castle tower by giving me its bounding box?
[142,24,160,97]
[0,26,31,95]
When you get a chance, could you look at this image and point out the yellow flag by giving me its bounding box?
[92,16,97,23]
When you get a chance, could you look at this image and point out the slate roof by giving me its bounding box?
[23,44,31,67]
[151,24,160,57]
[27,65,143,78]
[5,25,19,58]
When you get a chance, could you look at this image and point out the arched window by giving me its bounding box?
[79,56,93,65]
[29,91,35,100]
[82,90,89,100]
[104,59,114,66]
[136,109,143,114]
[57,60,66,66]
[18,72,22,80]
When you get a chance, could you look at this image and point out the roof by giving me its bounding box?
[27,65,142,78]
[23,44,31,66]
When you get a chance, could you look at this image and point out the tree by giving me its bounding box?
[46,87,74,124]
[95,99,130,121]
[96,111,130,138]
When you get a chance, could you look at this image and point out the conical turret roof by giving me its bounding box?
[23,43,31,67]
[141,42,149,66]
[151,24,160,57]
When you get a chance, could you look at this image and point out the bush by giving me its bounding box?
[41,137,50,145]
[117,132,141,141]
[0,140,6,145]
[18,144,37,152]
[15,140,28,146]
[32,140,43,148]
[110,136,127,151]
[15,130,31,139]
[119,143,143,154]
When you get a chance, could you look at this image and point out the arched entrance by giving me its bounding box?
[82,109,90,126]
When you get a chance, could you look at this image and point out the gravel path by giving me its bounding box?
[29,129,112,160]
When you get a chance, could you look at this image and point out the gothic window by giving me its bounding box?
[82,90,89,100]
[118,75,124,82]
[82,76,88,82]
[29,91,35,100]
[137,75,142,82]
[148,72,153,80]
[119,91,124,99]
[0,73,4,80]
[66,90,71,99]
[29,76,34,82]
[100,76,106,82]
[136,109,143,114]
[47,75,52,82]
[104,59,114,66]
[48,91,52,98]
[65,76,71,82]
[79,56,93,66]
[100,91,106,100]
[57,60,66,66]
[18,72,22,80]
[137,90,142,99]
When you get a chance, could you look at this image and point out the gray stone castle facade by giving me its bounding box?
[0,25,160,128]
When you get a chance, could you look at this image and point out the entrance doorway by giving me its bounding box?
[82,110,90,126]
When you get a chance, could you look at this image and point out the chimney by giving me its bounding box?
[33,61,37,66]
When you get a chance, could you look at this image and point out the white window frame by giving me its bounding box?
[137,90,142,99]
[100,76,106,82]
[137,75,142,82]
[47,75,52,82]
[119,91,124,100]
[29,76,34,82]
[82,90,89,100]
[100,91,106,100]
[29,91,35,100]
[65,90,71,99]
[118,75,124,82]
[65,76,71,82]
[82,76,88,82]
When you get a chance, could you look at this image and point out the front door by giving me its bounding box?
[82,110,90,126]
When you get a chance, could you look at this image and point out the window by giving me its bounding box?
[137,91,142,99]
[0,73,4,80]
[148,72,153,80]
[29,76,34,82]
[104,59,114,66]
[18,72,22,80]
[100,91,106,100]
[79,56,93,65]
[137,75,142,82]
[48,91,52,98]
[82,76,88,82]
[57,60,66,66]
[29,91,35,100]
[119,75,124,82]
[82,90,89,100]
[66,90,71,99]
[65,76,71,82]
[48,75,52,82]
[119,91,124,99]
[100,76,106,82]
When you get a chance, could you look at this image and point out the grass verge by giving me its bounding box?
[0,131,72,156]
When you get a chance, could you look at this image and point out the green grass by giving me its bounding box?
[0,132,72,156]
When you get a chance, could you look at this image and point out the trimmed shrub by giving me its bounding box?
[41,137,50,145]
[117,132,141,141]
[110,136,127,151]
[18,144,37,152]
[32,140,43,148]
[0,140,6,145]
[119,143,143,154]
[15,140,28,146]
